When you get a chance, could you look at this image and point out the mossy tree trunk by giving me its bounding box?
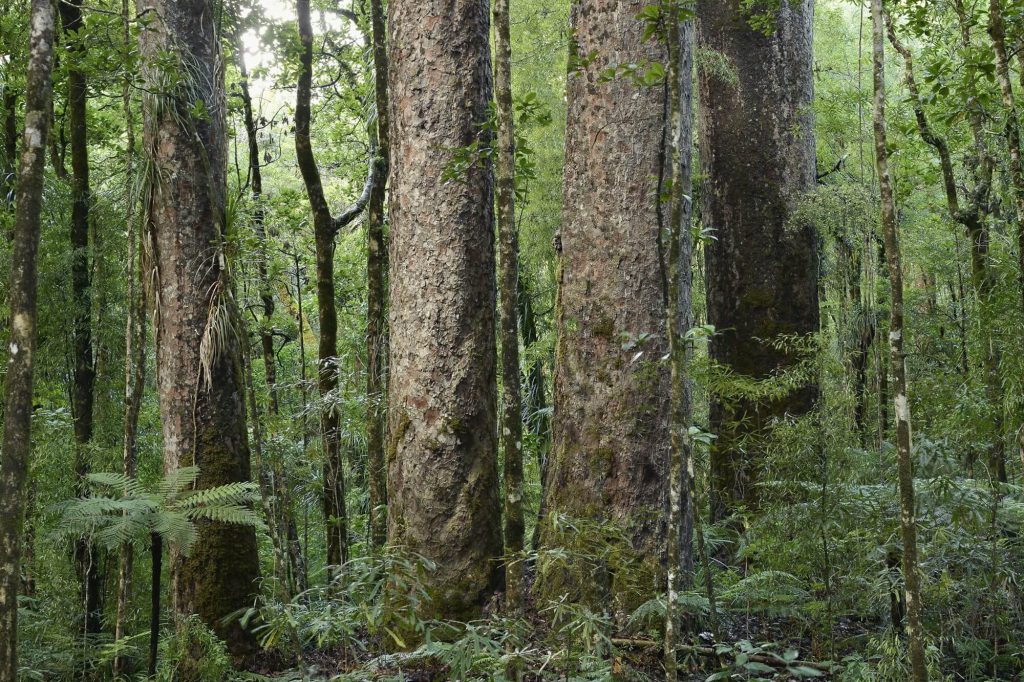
[137,0,260,662]
[0,0,55,677]
[295,0,375,570]
[665,8,696,679]
[696,0,820,524]
[493,0,525,607]
[366,0,390,551]
[386,0,503,619]
[870,2,927,678]
[539,0,672,608]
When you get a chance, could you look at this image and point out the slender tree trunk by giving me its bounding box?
[521,275,551,551]
[696,0,820,523]
[244,345,291,600]
[148,533,161,678]
[988,0,1024,481]
[365,0,390,552]
[989,0,1024,317]
[237,43,279,417]
[114,1,146,674]
[493,0,525,608]
[235,32,300,597]
[0,1,56,678]
[387,0,503,619]
[887,8,1004,481]
[870,2,927,678]
[2,89,15,209]
[138,0,260,663]
[539,0,672,609]
[292,251,311,592]
[665,10,696,680]
[58,0,103,640]
[295,0,375,570]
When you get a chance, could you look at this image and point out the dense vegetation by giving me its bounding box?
[1,0,1024,680]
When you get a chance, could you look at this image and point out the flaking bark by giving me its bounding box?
[540,0,673,607]
[137,0,260,662]
[386,0,503,619]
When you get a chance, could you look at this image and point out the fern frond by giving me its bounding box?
[177,482,260,510]
[160,466,201,497]
[186,504,264,528]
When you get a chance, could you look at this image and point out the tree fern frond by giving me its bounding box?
[177,482,260,510]
[186,504,264,528]
[160,466,201,497]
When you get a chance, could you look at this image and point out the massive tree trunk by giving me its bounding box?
[58,0,102,639]
[870,1,926,677]
[386,0,503,619]
[539,0,671,606]
[696,0,820,523]
[138,0,260,661]
[0,1,56,678]
[493,0,525,606]
[365,0,390,551]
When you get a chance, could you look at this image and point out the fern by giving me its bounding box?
[56,466,264,555]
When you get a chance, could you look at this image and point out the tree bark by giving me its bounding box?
[870,2,927,678]
[138,0,260,662]
[493,0,525,608]
[0,1,56,678]
[366,0,390,552]
[987,0,1024,481]
[386,0,503,619]
[539,0,671,607]
[696,0,820,523]
[58,0,103,640]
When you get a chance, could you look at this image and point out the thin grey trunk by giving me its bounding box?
[0,1,56,678]
[665,11,695,681]
[493,0,525,608]
[114,0,146,674]
[870,2,927,678]
[365,0,390,551]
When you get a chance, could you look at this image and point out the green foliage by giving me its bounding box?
[56,466,263,555]
[158,616,233,682]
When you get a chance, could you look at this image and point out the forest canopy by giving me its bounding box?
[0,0,1023,680]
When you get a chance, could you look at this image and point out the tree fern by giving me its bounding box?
[56,467,264,555]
